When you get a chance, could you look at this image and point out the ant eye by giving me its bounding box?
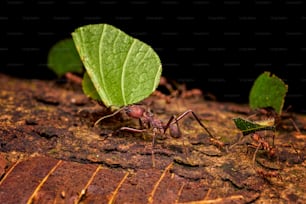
[124,106,132,113]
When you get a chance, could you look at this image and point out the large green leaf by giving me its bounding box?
[47,38,83,77]
[72,24,162,108]
[249,71,288,114]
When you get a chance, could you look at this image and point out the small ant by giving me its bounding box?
[255,168,282,180]
[95,104,216,167]
[150,90,173,104]
[247,132,278,165]
[153,76,206,103]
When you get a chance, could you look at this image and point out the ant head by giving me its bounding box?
[252,133,260,141]
[124,105,145,119]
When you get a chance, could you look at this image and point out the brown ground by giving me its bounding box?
[0,73,305,204]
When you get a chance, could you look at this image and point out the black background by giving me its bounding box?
[1,0,305,113]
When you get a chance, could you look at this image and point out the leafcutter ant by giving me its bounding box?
[95,104,216,167]
[247,132,278,165]
[255,168,282,181]
[152,76,208,103]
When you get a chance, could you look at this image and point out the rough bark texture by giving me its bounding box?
[0,73,305,203]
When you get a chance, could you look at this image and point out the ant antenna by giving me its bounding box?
[94,106,125,126]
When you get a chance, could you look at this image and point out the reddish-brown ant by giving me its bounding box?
[120,105,214,137]
[247,132,278,165]
[95,104,216,167]
[150,90,173,104]
[152,76,207,103]
[255,168,282,180]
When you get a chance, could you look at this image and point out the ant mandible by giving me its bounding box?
[95,104,216,167]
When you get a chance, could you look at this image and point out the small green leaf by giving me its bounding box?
[47,38,83,77]
[72,24,162,108]
[233,117,275,136]
[82,72,101,101]
[249,71,288,115]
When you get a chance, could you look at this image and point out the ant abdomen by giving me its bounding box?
[169,123,181,138]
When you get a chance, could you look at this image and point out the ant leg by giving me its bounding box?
[163,115,175,133]
[289,118,301,133]
[229,134,245,150]
[252,144,261,166]
[289,142,302,162]
[120,127,156,168]
[246,143,255,154]
[272,131,275,146]
[138,118,145,129]
[94,107,125,126]
[174,110,215,139]
[119,127,147,133]
[286,119,303,162]
[151,131,157,168]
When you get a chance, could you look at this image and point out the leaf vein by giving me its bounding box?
[121,38,137,105]
[98,24,110,105]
